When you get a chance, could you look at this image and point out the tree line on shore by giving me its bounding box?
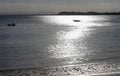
[58,11,120,15]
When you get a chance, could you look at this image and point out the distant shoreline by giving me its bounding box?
[1,12,120,16]
[58,11,120,15]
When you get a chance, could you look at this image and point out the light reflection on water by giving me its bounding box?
[1,15,120,70]
[42,16,111,26]
[47,16,103,64]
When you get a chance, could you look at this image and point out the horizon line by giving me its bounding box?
[1,11,120,15]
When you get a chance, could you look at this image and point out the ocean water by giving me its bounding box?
[0,15,120,70]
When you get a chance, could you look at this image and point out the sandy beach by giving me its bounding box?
[0,62,120,76]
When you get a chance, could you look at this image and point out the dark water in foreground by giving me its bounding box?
[0,15,120,70]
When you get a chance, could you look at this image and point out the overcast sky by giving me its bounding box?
[0,0,120,14]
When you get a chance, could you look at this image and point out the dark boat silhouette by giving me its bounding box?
[73,20,81,22]
[7,23,16,26]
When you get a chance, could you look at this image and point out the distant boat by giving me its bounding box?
[73,20,81,22]
[7,23,16,26]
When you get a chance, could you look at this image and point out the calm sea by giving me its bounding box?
[0,15,120,70]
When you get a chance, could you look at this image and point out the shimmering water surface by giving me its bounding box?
[0,15,120,70]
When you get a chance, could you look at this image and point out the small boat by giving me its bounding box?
[73,20,81,22]
[7,23,16,26]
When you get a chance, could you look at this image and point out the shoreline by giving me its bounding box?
[1,62,120,76]
[0,14,120,17]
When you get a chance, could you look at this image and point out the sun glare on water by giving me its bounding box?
[42,15,107,27]
[43,15,105,64]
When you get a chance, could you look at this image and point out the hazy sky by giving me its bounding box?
[0,0,120,14]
